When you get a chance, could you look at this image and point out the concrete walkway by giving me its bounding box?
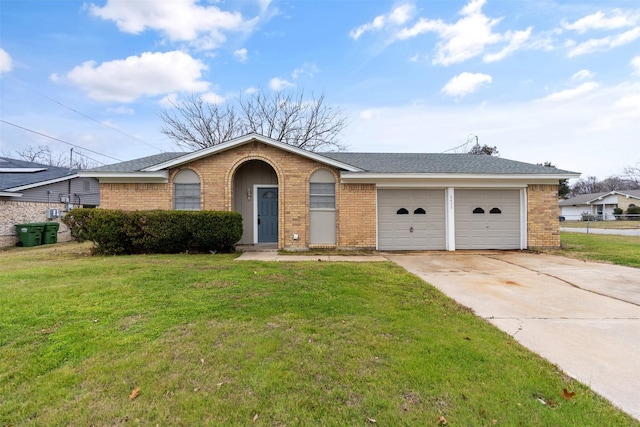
[386,252,640,421]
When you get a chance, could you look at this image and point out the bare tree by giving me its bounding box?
[10,144,96,170]
[623,163,640,188]
[160,89,349,152]
[468,143,499,156]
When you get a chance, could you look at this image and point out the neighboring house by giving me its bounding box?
[559,190,640,221]
[82,133,579,251]
[0,157,100,247]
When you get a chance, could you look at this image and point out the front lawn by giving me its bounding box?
[1,242,637,426]
[558,232,640,268]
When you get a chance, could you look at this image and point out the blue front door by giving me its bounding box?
[258,187,278,243]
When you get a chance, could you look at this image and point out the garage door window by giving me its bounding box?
[397,208,409,214]
[490,207,502,214]
[473,207,485,214]
[414,208,426,214]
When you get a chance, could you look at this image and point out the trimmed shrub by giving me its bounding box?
[63,209,243,255]
[626,205,640,221]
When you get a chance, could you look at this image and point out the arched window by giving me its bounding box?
[414,208,426,214]
[473,207,485,214]
[397,208,409,215]
[490,207,502,214]
[174,169,201,210]
[309,169,336,209]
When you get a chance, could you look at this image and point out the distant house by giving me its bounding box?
[559,190,640,221]
[82,133,578,251]
[0,157,100,247]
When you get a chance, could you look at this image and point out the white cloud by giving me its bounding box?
[567,27,640,57]
[244,86,258,95]
[269,77,295,91]
[0,48,12,74]
[343,82,640,179]
[632,56,640,76]
[201,92,225,104]
[291,62,319,79]
[542,82,599,102]
[88,0,257,50]
[396,0,531,65]
[572,69,595,81]
[562,9,637,34]
[234,48,248,62]
[350,3,415,40]
[159,93,178,108]
[62,51,209,103]
[107,106,135,115]
[441,72,492,97]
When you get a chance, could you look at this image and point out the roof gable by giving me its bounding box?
[560,190,640,206]
[140,134,363,173]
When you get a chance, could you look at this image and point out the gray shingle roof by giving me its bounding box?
[0,157,77,191]
[88,152,184,172]
[91,150,578,176]
[560,190,640,206]
[322,153,578,175]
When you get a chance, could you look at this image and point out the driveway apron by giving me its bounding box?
[385,252,640,421]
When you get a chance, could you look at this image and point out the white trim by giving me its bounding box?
[142,134,363,173]
[520,188,528,250]
[4,174,80,192]
[446,187,455,251]
[79,171,168,183]
[341,172,580,182]
[0,191,22,197]
[253,184,279,244]
[585,190,640,204]
[0,168,47,173]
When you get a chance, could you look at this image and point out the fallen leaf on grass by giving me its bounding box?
[129,387,141,400]
[366,417,377,423]
[252,414,259,422]
[562,388,576,400]
[437,415,448,425]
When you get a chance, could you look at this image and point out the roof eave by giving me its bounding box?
[3,173,80,192]
[340,172,581,182]
[79,170,169,183]
[141,134,363,172]
[0,191,22,198]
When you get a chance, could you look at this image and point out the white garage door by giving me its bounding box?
[455,190,521,250]
[378,189,446,250]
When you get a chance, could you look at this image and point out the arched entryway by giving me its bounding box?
[233,160,278,245]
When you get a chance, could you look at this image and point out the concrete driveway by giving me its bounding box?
[385,252,640,421]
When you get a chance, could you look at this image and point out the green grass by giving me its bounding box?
[1,243,638,426]
[557,232,640,268]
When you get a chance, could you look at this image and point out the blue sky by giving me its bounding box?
[1,0,639,179]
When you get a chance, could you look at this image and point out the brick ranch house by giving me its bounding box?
[0,157,100,247]
[82,133,579,251]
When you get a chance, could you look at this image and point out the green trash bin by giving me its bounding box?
[15,223,45,247]
[43,222,60,244]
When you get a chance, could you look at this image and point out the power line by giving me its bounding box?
[7,75,163,153]
[0,119,123,163]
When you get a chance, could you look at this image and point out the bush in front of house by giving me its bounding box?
[613,207,623,220]
[63,209,243,255]
[626,205,640,221]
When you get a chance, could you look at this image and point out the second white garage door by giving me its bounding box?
[378,189,446,250]
[455,189,521,250]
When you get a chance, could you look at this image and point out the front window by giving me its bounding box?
[174,169,201,210]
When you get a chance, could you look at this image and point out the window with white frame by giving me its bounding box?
[309,169,335,210]
[174,169,201,210]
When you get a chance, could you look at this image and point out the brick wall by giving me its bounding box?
[0,200,72,248]
[337,183,377,249]
[527,184,561,248]
[100,141,379,250]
